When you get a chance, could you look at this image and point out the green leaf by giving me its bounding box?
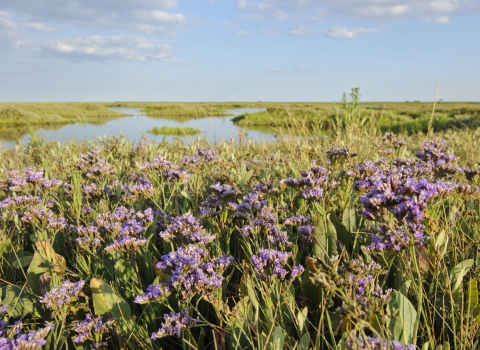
[271,326,284,350]
[331,212,350,252]
[449,259,474,292]
[387,291,417,344]
[297,333,311,350]
[11,251,33,269]
[325,214,338,257]
[90,278,152,350]
[0,284,43,318]
[342,207,357,233]
[468,279,479,312]
[296,307,308,333]
[399,280,412,297]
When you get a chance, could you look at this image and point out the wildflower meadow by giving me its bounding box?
[1,121,480,349]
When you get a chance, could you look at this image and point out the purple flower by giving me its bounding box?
[40,280,85,309]
[151,309,199,340]
[159,213,215,245]
[250,249,292,281]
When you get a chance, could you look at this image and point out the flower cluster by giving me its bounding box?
[140,154,190,184]
[159,213,215,245]
[250,249,302,281]
[199,183,237,217]
[77,206,154,252]
[375,132,408,156]
[347,334,415,350]
[280,162,337,201]
[150,309,199,340]
[0,168,64,196]
[136,244,233,303]
[0,323,54,350]
[77,148,115,178]
[40,280,85,310]
[73,314,115,345]
[415,137,462,178]
[324,147,357,164]
[180,147,219,166]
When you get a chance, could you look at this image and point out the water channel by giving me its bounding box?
[0,108,279,149]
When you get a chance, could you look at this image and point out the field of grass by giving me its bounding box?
[147,126,201,136]
[0,103,125,141]
[230,91,480,134]
[1,97,480,349]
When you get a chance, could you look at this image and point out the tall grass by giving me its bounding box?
[1,109,480,349]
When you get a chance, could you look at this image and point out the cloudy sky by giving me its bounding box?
[0,0,479,101]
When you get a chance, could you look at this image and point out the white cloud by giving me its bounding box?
[237,0,288,20]
[237,30,252,35]
[324,26,378,39]
[259,28,277,34]
[221,21,241,27]
[27,22,57,32]
[289,24,314,35]
[1,0,185,34]
[0,11,22,47]
[236,0,466,23]
[40,35,175,62]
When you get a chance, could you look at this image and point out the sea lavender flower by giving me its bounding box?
[140,154,191,184]
[347,334,415,350]
[159,213,215,245]
[0,323,54,350]
[151,309,199,340]
[199,183,237,217]
[77,148,115,178]
[134,283,172,304]
[180,147,219,166]
[284,215,312,225]
[82,183,104,198]
[290,265,305,279]
[298,225,315,244]
[123,176,154,199]
[250,249,292,281]
[104,236,147,253]
[150,244,232,300]
[73,314,115,344]
[228,192,267,218]
[40,280,85,309]
[324,147,357,164]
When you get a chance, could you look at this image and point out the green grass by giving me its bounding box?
[147,126,201,136]
[1,114,480,349]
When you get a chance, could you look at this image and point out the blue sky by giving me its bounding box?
[0,0,479,102]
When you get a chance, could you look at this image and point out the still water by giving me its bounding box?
[0,108,277,149]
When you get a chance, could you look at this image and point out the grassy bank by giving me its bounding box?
[147,126,201,136]
[232,99,480,134]
[0,103,126,141]
[0,118,480,349]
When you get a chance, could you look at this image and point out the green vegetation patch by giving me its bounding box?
[147,126,201,136]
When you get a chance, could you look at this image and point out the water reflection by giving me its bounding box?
[0,108,277,149]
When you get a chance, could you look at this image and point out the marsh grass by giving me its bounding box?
[1,95,480,349]
[147,126,201,136]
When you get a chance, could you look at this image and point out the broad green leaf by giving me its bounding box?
[342,207,357,233]
[331,212,350,252]
[387,291,417,344]
[399,280,412,297]
[325,215,338,257]
[11,251,33,269]
[296,307,308,333]
[271,326,284,350]
[449,259,474,292]
[297,332,310,350]
[0,284,43,318]
[434,230,447,250]
[468,279,479,312]
[90,278,152,350]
